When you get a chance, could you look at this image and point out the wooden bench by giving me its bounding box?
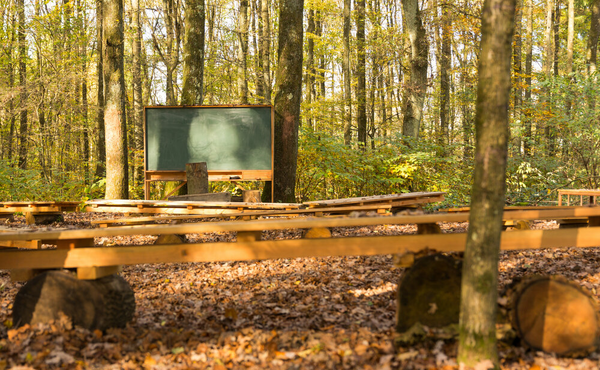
[1,206,600,278]
[558,189,600,206]
[0,201,80,225]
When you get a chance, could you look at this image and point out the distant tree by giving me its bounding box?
[17,0,27,169]
[356,0,366,146]
[458,0,516,367]
[95,0,106,180]
[342,0,351,145]
[401,0,428,139]
[132,0,144,197]
[103,0,128,199]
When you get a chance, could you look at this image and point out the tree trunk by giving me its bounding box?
[513,0,522,155]
[181,0,205,105]
[587,0,600,109]
[95,0,106,180]
[272,0,304,203]
[356,0,367,147]
[439,2,451,147]
[523,0,533,156]
[305,9,315,129]
[565,0,574,117]
[457,0,515,367]
[237,0,249,104]
[543,0,554,155]
[343,0,352,145]
[103,0,129,199]
[17,0,27,170]
[132,0,144,198]
[401,0,428,139]
[260,0,271,103]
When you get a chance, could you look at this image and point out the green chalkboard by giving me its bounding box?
[145,106,272,172]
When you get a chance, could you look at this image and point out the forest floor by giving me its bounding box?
[1,212,600,369]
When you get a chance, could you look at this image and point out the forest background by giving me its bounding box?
[0,0,598,206]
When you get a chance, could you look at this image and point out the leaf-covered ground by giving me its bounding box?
[1,213,600,369]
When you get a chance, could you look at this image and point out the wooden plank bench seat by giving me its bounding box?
[1,207,600,274]
[85,199,304,215]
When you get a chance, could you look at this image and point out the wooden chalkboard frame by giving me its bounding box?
[143,105,274,201]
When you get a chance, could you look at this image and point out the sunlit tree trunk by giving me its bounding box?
[132,0,144,198]
[543,0,554,155]
[78,0,89,182]
[103,0,129,199]
[237,0,249,104]
[513,0,523,155]
[305,8,315,129]
[271,0,304,202]
[565,0,574,121]
[181,0,205,105]
[342,0,352,145]
[260,0,271,103]
[458,0,515,367]
[401,0,428,139]
[356,0,367,146]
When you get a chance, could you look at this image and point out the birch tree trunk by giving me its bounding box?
[457,0,515,366]
[523,0,533,156]
[103,0,129,199]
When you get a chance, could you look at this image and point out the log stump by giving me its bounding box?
[186,162,209,194]
[154,234,186,244]
[510,275,600,355]
[396,253,462,332]
[13,270,136,331]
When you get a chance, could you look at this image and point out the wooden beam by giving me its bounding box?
[2,227,600,270]
[77,265,122,280]
[5,208,600,243]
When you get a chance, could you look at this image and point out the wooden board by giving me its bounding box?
[558,189,600,206]
[85,199,302,214]
[89,204,395,227]
[4,206,600,242]
[0,201,80,214]
[303,192,446,208]
[2,227,600,270]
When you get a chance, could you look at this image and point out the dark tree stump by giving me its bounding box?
[396,253,462,332]
[186,162,209,194]
[510,275,600,355]
[13,270,135,331]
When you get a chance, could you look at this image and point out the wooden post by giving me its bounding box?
[186,162,209,194]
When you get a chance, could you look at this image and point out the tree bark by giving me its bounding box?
[401,0,428,139]
[587,0,600,109]
[342,0,352,145]
[305,9,315,129]
[17,0,27,169]
[439,2,451,147]
[523,0,533,156]
[103,0,129,199]
[95,0,106,180]
[181,0,206,105]
[565,0,574,117]
[259,0,271,103]
[356,0,367,147]
[513,0,522,154]
[132,0,144,198]
[457,0,515,367]
[272,0,304,203]
[237,0,249,104]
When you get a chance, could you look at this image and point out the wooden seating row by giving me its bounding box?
[1,206,599,282]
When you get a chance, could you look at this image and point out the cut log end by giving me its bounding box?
[396,253,462,332]
[511,275,600,356]
[13,270,136,331]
